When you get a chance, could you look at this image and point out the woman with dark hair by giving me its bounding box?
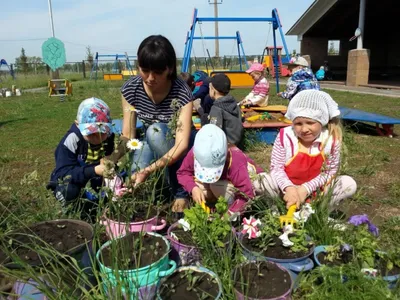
[120,35,194,213]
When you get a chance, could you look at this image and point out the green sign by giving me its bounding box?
[42,37,66,71]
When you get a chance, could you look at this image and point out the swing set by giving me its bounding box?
[90,52,136,80]
[0,59,15,80]
[181,8,290,91]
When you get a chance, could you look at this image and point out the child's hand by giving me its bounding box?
[277,92,283,97]
[95,164,105,176]
[193,99,201,111]
[296,186,309,203]
[283,186,301,209]
[191,186,205,205]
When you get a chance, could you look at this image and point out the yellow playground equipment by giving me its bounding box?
[103,74,124,81]
[210,71,254,89]
[48,79,72,97]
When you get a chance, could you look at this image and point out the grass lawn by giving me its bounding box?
[1,80,399,225]
[1,78,400,298]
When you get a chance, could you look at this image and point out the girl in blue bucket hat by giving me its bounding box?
[47,97,115,217]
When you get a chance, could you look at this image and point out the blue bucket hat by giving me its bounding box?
[76,97,112,136]
[194,124,228,183]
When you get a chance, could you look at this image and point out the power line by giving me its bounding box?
[0,38,48,42]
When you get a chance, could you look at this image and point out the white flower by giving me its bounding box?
[127,139,143,151]
[178,218,191,231]
[294,203,315,222]
[279,224,295,247]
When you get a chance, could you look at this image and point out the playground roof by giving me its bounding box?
[286,0,337,36]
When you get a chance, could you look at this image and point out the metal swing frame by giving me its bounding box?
[181,8,290,92]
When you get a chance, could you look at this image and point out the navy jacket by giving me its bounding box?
[50,124,114,186]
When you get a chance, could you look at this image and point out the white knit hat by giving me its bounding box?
[285,90,340,126]
[286,56,309,67]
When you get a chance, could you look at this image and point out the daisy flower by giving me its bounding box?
[127,138,143,151]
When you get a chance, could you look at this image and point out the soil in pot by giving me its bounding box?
[242,235,312,259]
[170,227,196,247]
[100,232,167,270]
[0,221,92,266]
[107,205,159,223]
[317,249,353,266]
[234,261,291,299]
[159,270,219,300]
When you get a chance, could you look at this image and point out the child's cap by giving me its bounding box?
[286,56,309,67]
[194,124,228,184]
[246,63,264,73]
[210,73,231,94]
[285,90,340,126]
[76,97,112,136]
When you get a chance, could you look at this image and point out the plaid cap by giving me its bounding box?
[76,97,112,136]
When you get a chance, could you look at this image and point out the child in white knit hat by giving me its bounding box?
[258,90,356,209]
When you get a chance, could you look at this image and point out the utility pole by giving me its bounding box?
[208,0,223,58]
[47,0,59,79]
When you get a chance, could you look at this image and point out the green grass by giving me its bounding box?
[1,78,400,298]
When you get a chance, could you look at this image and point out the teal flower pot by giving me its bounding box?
[96,232,176,299]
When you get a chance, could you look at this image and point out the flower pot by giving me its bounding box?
[0,219,93,271]
[100,212,167,239]
[167,222,201,266]
[233,261,293,300]
[237,233,314,281]
[96,232,176,299]
[156,265,223,299]
[11,279,49,300]
[375,250,400,289]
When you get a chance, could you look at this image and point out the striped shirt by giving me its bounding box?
[245,77,269,106]
[121,76,193,124]
[270,126,340,194]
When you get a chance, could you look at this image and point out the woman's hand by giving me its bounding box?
[131,169,150,186]
[191,186,205,205]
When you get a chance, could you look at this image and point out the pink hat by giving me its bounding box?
[246,63,264,73]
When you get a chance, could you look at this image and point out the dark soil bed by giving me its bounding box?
[100,232,167,270]
[170,227,196,247]
[242,235,312,259]
[159,270,219,300]
[234,261,291,298]
[317,250,353,267]
[0,220,92,266]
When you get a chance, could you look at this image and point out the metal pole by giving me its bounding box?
[208,1,222,58]
[214,1,219,58]
[47,0,55,37]
[357,0,366,49]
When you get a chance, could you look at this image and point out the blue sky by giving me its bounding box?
[0,0,314,64]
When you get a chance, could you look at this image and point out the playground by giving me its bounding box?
[1,4,400,300]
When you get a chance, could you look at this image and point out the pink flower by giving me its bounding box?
[241,216,262,239]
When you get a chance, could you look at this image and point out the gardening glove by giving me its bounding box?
[106,136,130,164]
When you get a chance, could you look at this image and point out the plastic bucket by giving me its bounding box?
[237,233,314,281]
[167,222,201,266]
[100,213,166,239]
[232,261,293,300]
[96,232,176,298]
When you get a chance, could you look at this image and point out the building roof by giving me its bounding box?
[286,0,338,36]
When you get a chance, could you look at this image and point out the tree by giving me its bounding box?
[15,48,29,74]
[292,49,297,57]
[86,46,94,70]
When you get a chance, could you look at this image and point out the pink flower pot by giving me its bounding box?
[100,214,166,239]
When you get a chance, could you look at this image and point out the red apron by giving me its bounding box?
[285,148,325,186]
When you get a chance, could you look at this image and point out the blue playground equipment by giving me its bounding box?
[0,59,15,80]
[186,30,249,73]
[181,8,290,92]
[339,106,400,138]
[90,52,136,80]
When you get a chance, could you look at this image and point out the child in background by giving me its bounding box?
[240,63,269,107]
[177,124,267,216]
[315,66,325,81]
[278,56,320,101]
[207,73,243,145]
[260,90,357,209]
[47,97,114,212]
